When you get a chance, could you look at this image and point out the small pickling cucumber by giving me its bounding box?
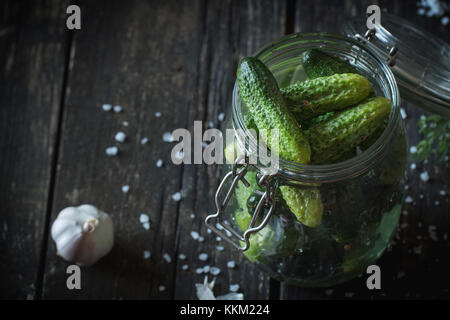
[305,97,392,165]
[237,57,323,227]
[237,57,311,164]
[281,73,371,121]
[301,49,358,79]
[279,186,323,228]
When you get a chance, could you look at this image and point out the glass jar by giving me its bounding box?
[206,32,407,288]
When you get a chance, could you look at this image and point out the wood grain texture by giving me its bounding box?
[0,0,70,299]
[172,0,286,300]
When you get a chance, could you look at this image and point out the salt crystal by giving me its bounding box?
[210,267,221,276]
[181,264,189,270]
[198,236,205,243]
[417,8,426,15]
[207,229,212,234]
[176,150,184,160]
[142,222,150,230]
[121,185,130,193]
[202,265,210,273]
[435,200,440,206]
[227,261,235,269]
[225,229,232,237]
[144,251,151,259]
[405,196,413,204]
[229,284,239,292]
[105,146,118,156]
[102,104,112,111]
[140,137,149,145]
[122,121,129,127]
[172,192,182,201]
[139,213,149,224]
[409,146,417,154]
[208,121,214,128]
[162,132,173,142]
[410,163,416,170]
[195,268,204,274]
[163,253,172,263]
[178,253,186,260]
[419,194,424,199]
[113,105,123,113]
[155,112,162,118]
[400,108,407,119]
[115,131,126,143]
[404,185,409,190]
[440,190,446,196]
[156,159,163,167]
[190,231,200,240]
[190,213,196,219]
[198,253,208,261]
[216,236,221,242]
[158,285,166,292]
[420,171,430,182]
[216,246,224,251]
[442,16,449,26]
[218,113,225,121]
[215,223,224,230]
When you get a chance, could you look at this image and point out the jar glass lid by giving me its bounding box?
[342,12,450,117]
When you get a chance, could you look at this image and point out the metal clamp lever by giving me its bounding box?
[205,155,276,251]
[355,25,399,67]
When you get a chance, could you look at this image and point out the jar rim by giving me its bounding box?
[232,32,401,183]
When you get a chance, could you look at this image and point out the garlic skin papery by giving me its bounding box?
[51,204,114,266]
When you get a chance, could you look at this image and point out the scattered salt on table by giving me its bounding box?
[163,253,172,263]
[140,137,149,145]
[190,231,200,240]
[216,246,224,252]
[172,192,182,201]
[162,132,173,142]
[178,253,186,260]
[102,104,112,112]
[155,112,162,118]
[139,213,149,224]
[409,146,417,154]
[227,261,235,269]
[210,267,221,276]
[229,284,239,292]
[115,131,126,143]
[181,264,189,271]
[405,196,413,204]
[143,251,151,259]
[121,185,130,193]
[156,159,163,167]
[158,285,166,292]
[420,171,430,182]
[198,253,208,261]
[113,105,123,113]
[105,146,118,156]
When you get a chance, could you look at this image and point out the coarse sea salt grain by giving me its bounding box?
[105,146,119,156]
[121,185,130,193]
[122,121,129,127]
[190,231,200,240]
[140,137,149,145]
[405,196,413,204]
[181,264,189,270]
[139,213,149,224]
[227,261,235,269]
[115,131,126,143]
[155,112,162,118]
[420,171,430,182]
[218,113,225,121]
[207,229,212,234]
[144,251,151,259]
[410,163,416,170]
[172,192,182,201]
[442,16,449,26]
[210,267,221,276]
[195,268,204,274]
[198,236,205,243]
[409,146,417,154]
[178,253,186,260]
[142,222,150,230]
[202,265,210,273]
[198,253,208,261]
[216,246,224,252]
[229,284,239,292]
[113,105,123,113]
[440,190,446,196]
[400,108,407,119]
[216,236,221,242]
[102,104,112,111]
[156,159,163,167]
[435,200,440,206]
[208,121,214,128]
[158,285,166,292]
[163,253,172,263]
[163,132,173,142]
[190,213,196,219]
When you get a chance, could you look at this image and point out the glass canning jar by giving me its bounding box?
[206,32,407,287]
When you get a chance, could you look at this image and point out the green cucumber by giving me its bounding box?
[279,186,323,228]
[237,57,323,227]
[237,57,311,164]
[281,73,371,121]
[305,97,391,165]
[301,49,358,79]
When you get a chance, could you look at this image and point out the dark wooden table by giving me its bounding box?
[1,0,449,300]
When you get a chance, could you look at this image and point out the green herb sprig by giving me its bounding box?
[415,115,450,162]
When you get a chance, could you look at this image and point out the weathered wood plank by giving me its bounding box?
[281,0,450,299]
[41,0,206,299]
[172,0,287,300]
[0,0,70,299]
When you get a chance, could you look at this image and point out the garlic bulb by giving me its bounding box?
[51,204,114,266]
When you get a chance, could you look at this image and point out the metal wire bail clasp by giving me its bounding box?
[205,155,276,251]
